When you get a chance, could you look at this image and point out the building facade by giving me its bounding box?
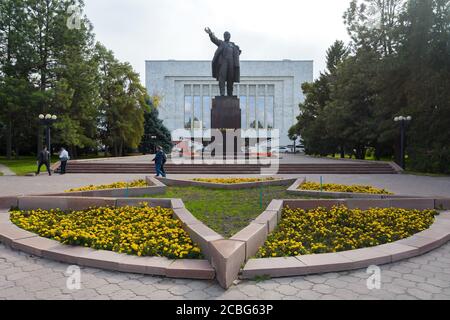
[145,60,313,146]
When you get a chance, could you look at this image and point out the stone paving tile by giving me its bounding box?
[129,284,158,296]
[312,284,336,295]
[333,288,360,300]
[290,279,314,290]
[275,285,299,296]
[320,294,341,300]
[95,283,122,295]
[0,241,450,300]
[168,285,193,296]
[257,290,285,300]
[108,290,137,300]
[184,290,211,300]
[407,288,433,300]
[425,277,450,288]
[417,283,443,294]
[238,284,265,297]
[220,289,251,300]
[296,290,323,300]
[324,278,350,289]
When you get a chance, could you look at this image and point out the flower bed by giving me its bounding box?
[193,177,277,184]
[10,204,202,259]
[66,179,148,192]
[257,205,437,258]
[299,182,393,195]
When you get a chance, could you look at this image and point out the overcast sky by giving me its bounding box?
[83,0,352,82]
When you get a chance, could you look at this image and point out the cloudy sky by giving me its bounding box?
[83,0,352,82]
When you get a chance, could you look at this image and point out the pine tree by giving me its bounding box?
[139,97,173,154]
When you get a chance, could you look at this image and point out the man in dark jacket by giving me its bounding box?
[36,147,52,176]
[152,146,167,178]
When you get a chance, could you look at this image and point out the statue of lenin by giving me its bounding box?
[205,27,241,97]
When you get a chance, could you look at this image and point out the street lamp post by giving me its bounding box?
[39,114,57,166]
[394,116,412,170]
[151,136,157,154]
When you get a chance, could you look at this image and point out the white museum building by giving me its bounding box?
[145,60,313,146]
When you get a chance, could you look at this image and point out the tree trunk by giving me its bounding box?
[14,145,20,159]
[113,142,118,157]
[119,140,124,157]
[6,117,12,160]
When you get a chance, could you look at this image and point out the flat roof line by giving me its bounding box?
[145,60,314,63]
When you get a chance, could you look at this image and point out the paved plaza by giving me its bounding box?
[1,242,449,300]
[1,158,450,300]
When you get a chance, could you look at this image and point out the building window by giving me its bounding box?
[193,96,202,129]
[266,96,274,129]
[240,96,247,129]
[184,83,275,131]
[248,96,256,129]
[184,96,192,129]
[257,96,265,129]
[203,96,211,130]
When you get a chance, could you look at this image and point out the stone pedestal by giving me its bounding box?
[211,96,241,130]
[211,96,242,159]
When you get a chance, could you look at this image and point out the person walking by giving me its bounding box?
[59,147,70,175]
[36,147,52,176]
[152,146,167,178]
[161,147,167,177]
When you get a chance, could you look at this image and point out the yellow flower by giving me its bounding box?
[256,205,437,258]
[66,179,148,193]
[10,204,203,260]
[300,182,393,195]
[193,177,277,184]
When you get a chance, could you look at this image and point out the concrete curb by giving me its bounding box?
[240,203,450,280]
[0,198,215,280]
[2,177,450,289]
[287,178,413,199]
[156,177,297,190]
[47,176,166,198]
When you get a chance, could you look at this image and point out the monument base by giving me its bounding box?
[211,96,242,160]
[211,96,241,130]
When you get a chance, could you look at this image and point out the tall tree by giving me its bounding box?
[96,43,148,157]
[139,97,173,154]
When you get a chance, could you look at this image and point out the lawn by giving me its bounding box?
[0,156,59,176]
[145,186,318,238]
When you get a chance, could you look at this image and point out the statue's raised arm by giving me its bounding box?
[205,27,221,46]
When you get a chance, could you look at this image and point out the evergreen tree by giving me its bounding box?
[139,97,172,154]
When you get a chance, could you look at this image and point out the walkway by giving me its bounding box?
[1,173,450,198]
[0,164,15,177]
[0,242,449,300]
[1,172,450,300]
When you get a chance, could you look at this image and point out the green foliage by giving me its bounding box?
[0,0,149,159]
[95,43,148,157]
[293,0,450,172]
[146,186,318,238]
[139,97,172,154]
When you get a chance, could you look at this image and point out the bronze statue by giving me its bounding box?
[205,27,241,97]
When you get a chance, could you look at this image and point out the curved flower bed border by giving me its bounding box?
[0,177,449,289]
[55,177,167,198]
[287,179,412,199]
[156,177,297,190]
[0,197,215,280]
[241,199,450,280]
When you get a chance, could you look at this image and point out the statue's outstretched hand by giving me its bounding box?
[205,27,212,35]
